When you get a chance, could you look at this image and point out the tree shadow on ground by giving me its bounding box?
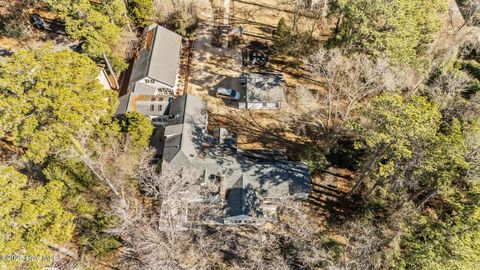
[307,167,358,223]
[209,109,307,158]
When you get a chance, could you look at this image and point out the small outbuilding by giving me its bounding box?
[239,73,285,110]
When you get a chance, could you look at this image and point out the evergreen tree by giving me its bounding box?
[43,0,124,57]
[119,111,154,150]
[0,45,117,163]
[330,0,447,66]
[275,17,291,52]
[127,0,155,27]
[0,166,75,270]
[353,93,469,205]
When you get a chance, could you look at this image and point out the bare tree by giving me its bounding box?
[341,220,385,270]
[219,201,333,270]
[284,48,405,149]
[336,203,419,270]
[458,0,480,31]
[425,70,473,119]
[277,0,330,35]
[154,0,208,28]
[117,164,228,269]
[275,201,335,268]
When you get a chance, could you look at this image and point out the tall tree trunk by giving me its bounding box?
[347,147,383,198]
[416,189,437,208]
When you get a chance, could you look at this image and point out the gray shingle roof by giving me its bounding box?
[246,73,285,103]
[115,93,131,116]
[186,146,311,221]
[162,134,182,162]
[129,25,182,87]
[162,94,208,163]
[226,176,245,216]
[167,94,187,125]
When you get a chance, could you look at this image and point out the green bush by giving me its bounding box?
[300,143,328,174]
[76,200,97,216]
[127,0,155,27]
[107,54,129,72]
[92,236,122,256]
[274,18,319,57]
[274,17,291,51]
[172,11,188,36]
[0,16,25,38]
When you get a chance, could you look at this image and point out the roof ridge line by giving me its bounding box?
[144,26,158,82]
[179,95,190,158]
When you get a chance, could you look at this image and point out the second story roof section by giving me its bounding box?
[162,94,208,166]
[115,92,171,119]
[129,24,182,94]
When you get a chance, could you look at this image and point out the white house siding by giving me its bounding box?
[136,78,176,95]
[246,102,281,110]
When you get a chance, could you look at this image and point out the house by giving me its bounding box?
[114,25,182,121]
[160,94,310,225]
[128,24,182,95]
[239,73,285,110]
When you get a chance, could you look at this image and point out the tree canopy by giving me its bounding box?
[119,111,154,150]
[1,0,479,268]
[43,0,125,57]
[395,182,480,269]
[354,93,469,205]
[330,0,447,66]
[127,0,155,27]
[0,166,74,270]
[0,45,117,163]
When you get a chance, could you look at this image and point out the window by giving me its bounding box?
[157,105,162,111]
[150,104,154,111]
[262,102,267,107]
[159,88,172,94]
[145,79,155,84]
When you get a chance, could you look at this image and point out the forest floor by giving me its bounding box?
[0,2,77,54]
[232,0,331,91]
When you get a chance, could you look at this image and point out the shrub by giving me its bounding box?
[92,236,122,256]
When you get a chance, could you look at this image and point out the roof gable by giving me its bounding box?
[129,25,182,87]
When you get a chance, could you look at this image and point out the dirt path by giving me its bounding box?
[187,0,309,158]
[187,1,244,113]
